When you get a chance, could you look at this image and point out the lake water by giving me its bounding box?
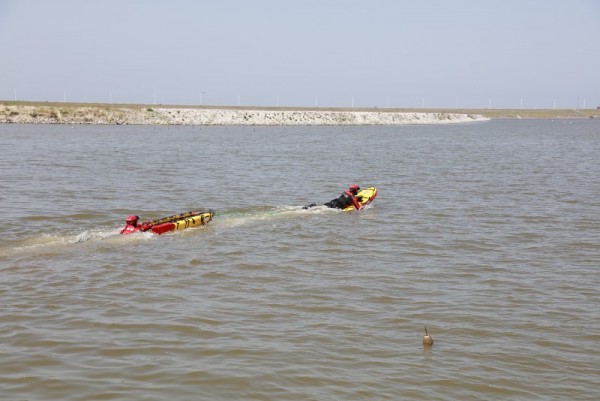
[1,119,599,401]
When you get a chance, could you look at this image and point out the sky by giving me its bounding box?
[1,0,599,109]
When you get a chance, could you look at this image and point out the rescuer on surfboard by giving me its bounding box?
[324,184,363,210]
[304,184,363,210]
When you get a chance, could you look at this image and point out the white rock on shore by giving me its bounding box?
[147,109,488,126]
[0,105,488,125]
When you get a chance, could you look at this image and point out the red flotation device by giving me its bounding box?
[120,209,215,235]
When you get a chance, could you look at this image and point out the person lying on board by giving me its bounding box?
[304,184,363,210]
[325,184,363,210]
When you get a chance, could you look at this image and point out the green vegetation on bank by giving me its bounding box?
[451,107,600,119]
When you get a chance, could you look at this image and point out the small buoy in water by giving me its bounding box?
[423,326,433,347]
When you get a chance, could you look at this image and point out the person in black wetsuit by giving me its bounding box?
[304,184,363,210]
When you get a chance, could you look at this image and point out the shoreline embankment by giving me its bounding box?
[0,102,487,125]
[1,101,597,125]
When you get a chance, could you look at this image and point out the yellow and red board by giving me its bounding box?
[342,186,378,211]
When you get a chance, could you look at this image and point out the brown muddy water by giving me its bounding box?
[1,120,599,400]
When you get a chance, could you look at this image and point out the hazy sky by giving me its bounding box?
[1,0,599,109]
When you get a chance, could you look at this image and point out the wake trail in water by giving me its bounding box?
[214,204,335,228]
[1,205,337,257]
[0,227,124,259]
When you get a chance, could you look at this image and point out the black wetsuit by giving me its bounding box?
[324,191,359,209]
[303,190,361,210]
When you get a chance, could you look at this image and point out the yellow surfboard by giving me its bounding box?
[342,186,378,211]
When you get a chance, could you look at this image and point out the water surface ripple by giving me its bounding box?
[1,120,599,400]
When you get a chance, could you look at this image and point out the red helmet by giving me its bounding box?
[125,215,139,224]
[349,184,360,193]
